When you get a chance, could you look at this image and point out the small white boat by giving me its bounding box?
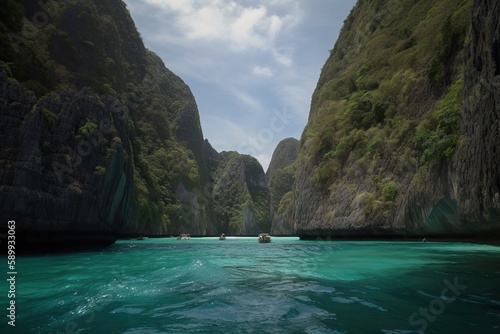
[219,233,226,240]
[258,233,271,243]
[177,233,190,240]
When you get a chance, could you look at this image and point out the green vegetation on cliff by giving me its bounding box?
[127,51,210,234]
[291,0,498,239]
[267,138,299,212]
[267,138,299,235]
[300,0,472,223]
[0,0,212,236]
[210,151,271,235]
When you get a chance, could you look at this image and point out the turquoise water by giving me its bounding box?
[3,237,500,333]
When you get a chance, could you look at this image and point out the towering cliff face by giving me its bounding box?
[267,138,299,235]
[0,78,135,245]
[208,149,271,235]
[294,0,500,239]
[0,0,214,248]
[457,0,500,229]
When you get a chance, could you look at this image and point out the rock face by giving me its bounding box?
[267,138,299,235]
[0,0,215,249]
[129,51,216,236]
[294,0,500,240]
[457,0,500,229]
[209,150,271,235]
[4,0,498,247]
[0,77,135,247]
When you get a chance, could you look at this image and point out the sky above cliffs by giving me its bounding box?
[124,0,357,170]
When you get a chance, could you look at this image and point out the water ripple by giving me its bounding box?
[12,238,500,334]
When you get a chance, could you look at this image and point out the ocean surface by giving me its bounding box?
[4,237,500,333]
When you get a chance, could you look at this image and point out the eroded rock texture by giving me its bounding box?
[293,0,500,240]
[457,0,500,231]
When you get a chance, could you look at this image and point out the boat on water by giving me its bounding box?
[219,233,226,240]
[136,236,148,240]
[258,233,271,243]
[177,233,190,240]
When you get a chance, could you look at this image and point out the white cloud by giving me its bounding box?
[182,6,226,40]
[268,15,284,39]
[202,115,248,150]
[272,50,293,66]
[125,0,358,169]
[159,0,194,12]
[141,0,300,54]
[229,6,268,50]
[226,89,263,111]
[252,65,273,77]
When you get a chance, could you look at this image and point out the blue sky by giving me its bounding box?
[124,0,357,170]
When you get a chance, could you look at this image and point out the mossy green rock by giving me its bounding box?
[0,0,214,247]
[267,138,299,235]
[209,150,271,235]
[294,0,500,239]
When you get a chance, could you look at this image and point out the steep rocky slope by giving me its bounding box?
[0,0,214,249]
[457,0,500,228]
[207,148,271,235]
[267,138,299,235]
[294,0,500,240]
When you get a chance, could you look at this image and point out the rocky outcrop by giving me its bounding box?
[456,0,500,231]
[0,0,214,249]
[267,138,299,235]
[130,51,215,236]
[0,71,135,249]
[294,0,500,240]
[209,151,271,235]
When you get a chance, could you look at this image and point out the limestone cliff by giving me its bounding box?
[208,150,271,235]
[294,0,500,240]
[0,0,214,249]
[267,138,299,235]
[0,76,135,247]
[457,0,500,229]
